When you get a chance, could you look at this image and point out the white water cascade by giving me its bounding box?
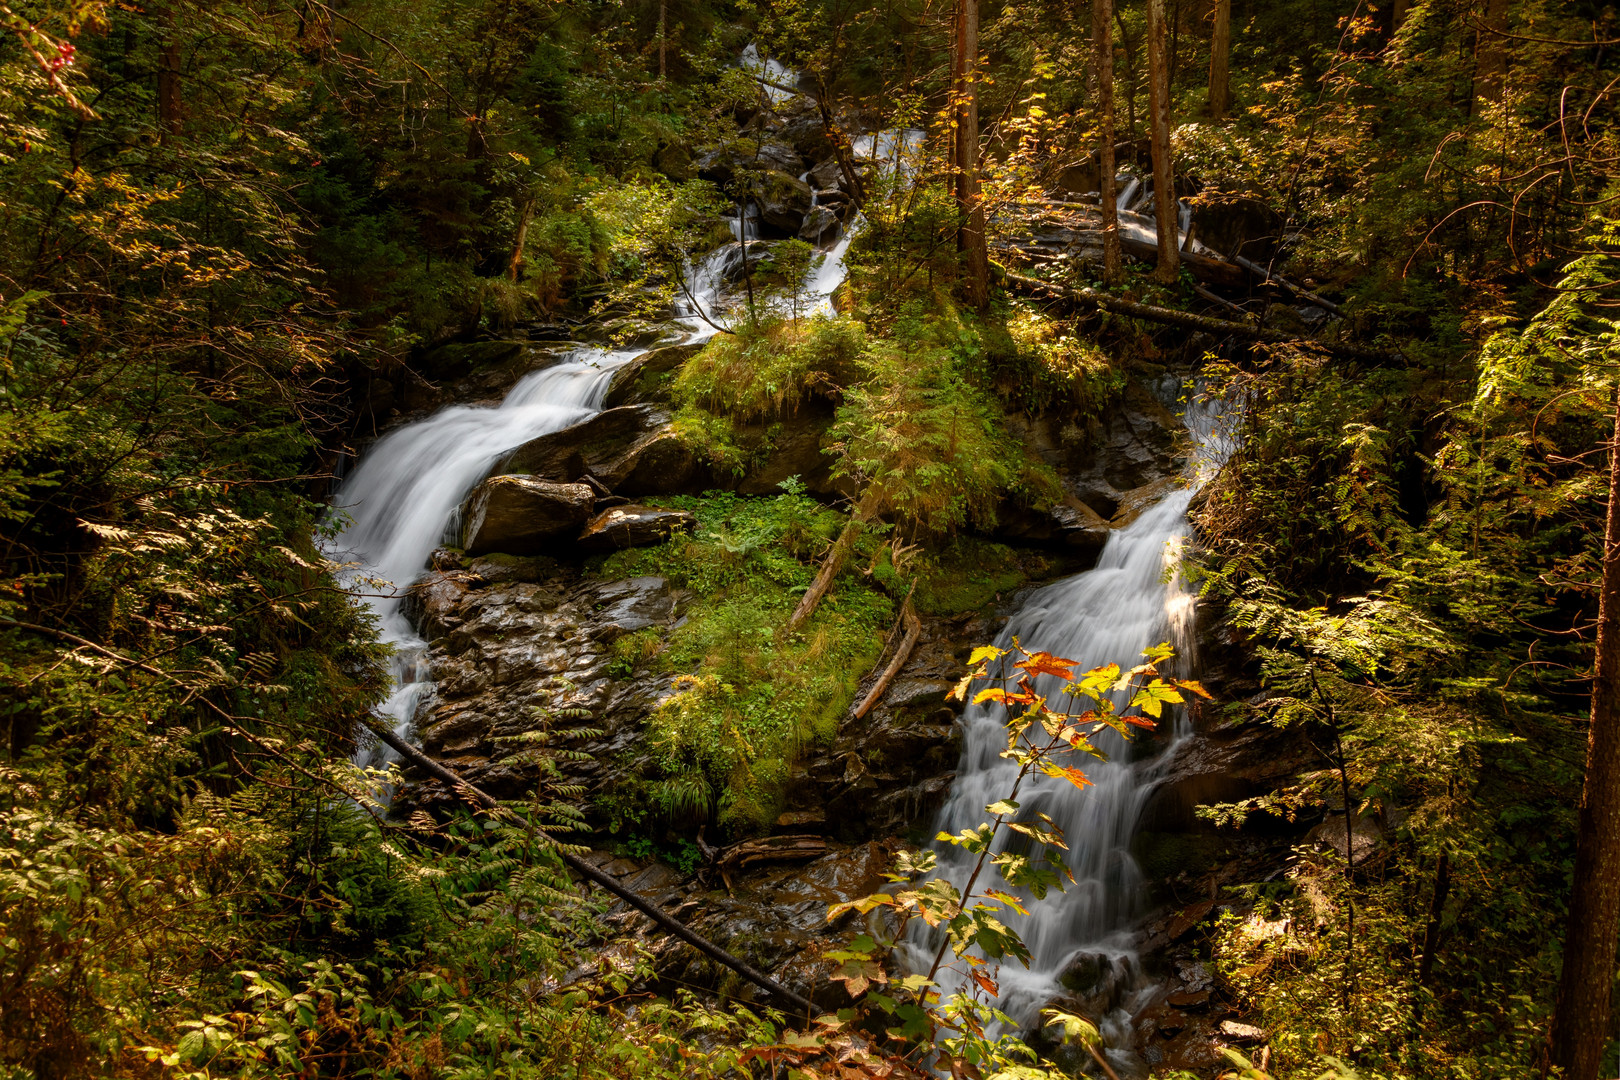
[326,241,748,772]
[903,389,1236,1071]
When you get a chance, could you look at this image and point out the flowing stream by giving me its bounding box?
[903,389,1235,1073]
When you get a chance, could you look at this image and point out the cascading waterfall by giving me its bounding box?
[903,389,1236,1071]
[326,240,744,772]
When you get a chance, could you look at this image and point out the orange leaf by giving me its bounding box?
[970,970,1000,997]
[1124,714,1157,729]
[1042,763,1092,789]
[1017,651,1079,679]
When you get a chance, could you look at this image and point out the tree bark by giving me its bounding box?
[1418,852,1450,986]
[953,0,989,309]
[1208,0,1231,119]
[157,7,184,144]
[1471,0,1509,115]
[1392,0,1409,30]
[1093,0,1122,285]
[507,195,536,282]
[1145,0,1179,283]
[1552,391,1620,1080]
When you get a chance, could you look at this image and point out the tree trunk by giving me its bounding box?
[507,195,536,282]
[1145,0,1179,283]
[1093,0,1122,285]
[157,7,184,144]
[1552,391,1620,1080]
[1115,12,1139,151]
[787,508,869,632]
[1419,852,1450,986]
[953,0,989,309]
[1392,0,1409,30]
[1208,0,1231,119]
[1471,0,1509,115]
[657,0,667,79]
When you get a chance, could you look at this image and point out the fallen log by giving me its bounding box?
[365,720,818,1017]
[716,834,829,871]
[853,600,922,721]
[1003,272,1399,363]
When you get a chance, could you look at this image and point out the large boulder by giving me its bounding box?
[602,343,704,408]
[496,405,669,482]
[995,495,1111,562]
[576,505,696,554]
[799,205,840,243]
[695,139,805,186]
[460,475,595,556]
[1191,193,1286,263]
[756,171,814,233]
[496,405,709,496]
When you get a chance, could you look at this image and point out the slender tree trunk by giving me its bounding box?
[1392,0,1409,30]
[1116,12,1139,152]
[157,7,183,144]
[507,195,536,282]
[1145,0,1179,283]
[787,511,867,631]
[1419,852,1450,985]
[1208,0,1231,119]
[1471,0,1509,115]
[1093,0,1122,285]
[1552,391,1620,1080]
[953,0,989,309]
[658,0,667,79]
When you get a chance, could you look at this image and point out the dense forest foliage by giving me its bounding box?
[2,0,1619,1076]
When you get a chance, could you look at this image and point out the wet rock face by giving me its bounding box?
[601,343,704,409]
[460,476,595,555]
[392,570,682,815]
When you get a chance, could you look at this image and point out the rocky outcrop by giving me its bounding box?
[601,343,704,408]
[393,571,684,814]
[576,506,696,553]
[494,405,708,496]
[460,476,595,556]
[756,171,815,233]
[358,341,577,432]
[995,494,1112,562]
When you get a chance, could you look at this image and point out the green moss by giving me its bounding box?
[672,315,864,423]
[909,537,1041,616]
[591,488,889,832]
[1132,830,1237,882]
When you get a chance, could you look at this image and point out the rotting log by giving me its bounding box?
[1003,272,1399,363]
[1232,253,1343,316]
[365,720,818,1017]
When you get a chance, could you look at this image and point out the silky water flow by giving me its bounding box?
[902,388,1238,1075]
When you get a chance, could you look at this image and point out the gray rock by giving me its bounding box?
[756,170,814,233]
[461,476,595,556]
[808,159,844,190]
[695,139,805,186]
[799,205,840,243]
[576,506,696,554]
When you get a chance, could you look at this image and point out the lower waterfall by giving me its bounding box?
[903,388,1235,1073]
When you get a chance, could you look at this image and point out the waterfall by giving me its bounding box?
[326,242,744,773]
[902,388,1236,1068]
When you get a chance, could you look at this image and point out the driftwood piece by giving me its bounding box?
[853,600,922,720]
[365,720,817,1016]
[716,834,829,871]
[1003,272,1399,362]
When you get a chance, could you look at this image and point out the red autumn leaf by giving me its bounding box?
[1124,714,1157,728]
[970,970,1000,997]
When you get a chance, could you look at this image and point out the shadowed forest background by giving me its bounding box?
[2,0,1620,1077]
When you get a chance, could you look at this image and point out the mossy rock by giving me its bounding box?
[603,343,705,408]
[414,339,527,382]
